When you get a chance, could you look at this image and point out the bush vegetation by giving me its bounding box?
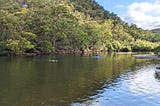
[0,0,159,54]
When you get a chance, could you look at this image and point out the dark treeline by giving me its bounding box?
[0,0,160,55]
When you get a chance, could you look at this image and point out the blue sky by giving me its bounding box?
[95,0,152,16]
[95,0,160,29]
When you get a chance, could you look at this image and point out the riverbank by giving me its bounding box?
[0,49,107,56]
[0,49,158,58]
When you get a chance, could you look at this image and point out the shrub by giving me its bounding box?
[37,40,54,52]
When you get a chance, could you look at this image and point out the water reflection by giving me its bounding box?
[72,64,160,106]
[129,65,160,94]
[0,53,159,106]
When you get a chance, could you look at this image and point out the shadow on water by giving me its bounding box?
[0,53,159,106]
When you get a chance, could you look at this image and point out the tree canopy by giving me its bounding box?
[0,0,159,54]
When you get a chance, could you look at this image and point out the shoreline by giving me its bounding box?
[0,50,107,56]
[0,50,156,57]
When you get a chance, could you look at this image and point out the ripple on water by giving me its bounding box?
[71,64,160,106]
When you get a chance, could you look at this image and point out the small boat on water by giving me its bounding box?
[49,60,58,62]
[92,55,101,59]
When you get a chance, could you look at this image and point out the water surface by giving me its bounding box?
[0,53,159,106]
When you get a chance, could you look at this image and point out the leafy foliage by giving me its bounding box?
[154,46,160,56]
[0,0,159,54]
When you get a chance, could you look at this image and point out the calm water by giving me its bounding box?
[0,53,160,106]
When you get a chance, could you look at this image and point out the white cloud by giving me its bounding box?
[124,0,160,29]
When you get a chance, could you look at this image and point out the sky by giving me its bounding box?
[95,0,160,30]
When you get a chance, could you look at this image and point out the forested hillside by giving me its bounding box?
[152,28,160,55]
[152,28,160,35]
[0,0,160,55]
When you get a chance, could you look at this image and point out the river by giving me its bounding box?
[0,53,160,106]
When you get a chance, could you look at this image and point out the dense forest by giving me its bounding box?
[152,28,160,55]
[152,28,160,37]
[0,0,160,55]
